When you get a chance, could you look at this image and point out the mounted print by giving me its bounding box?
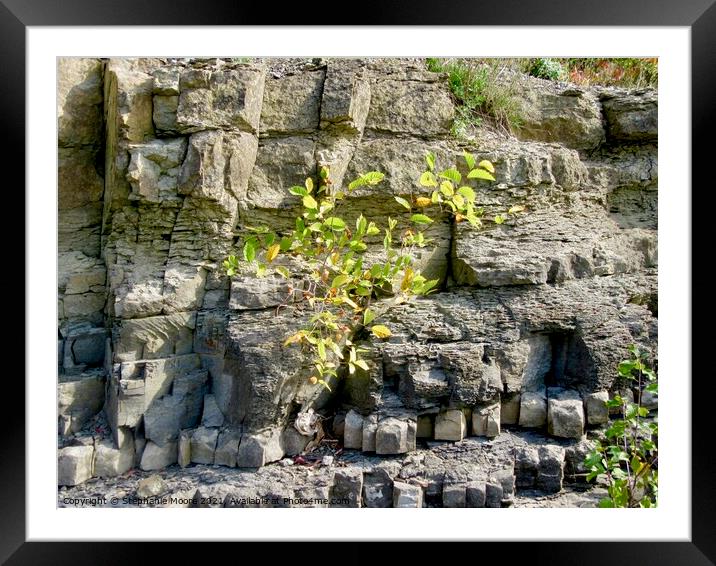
[57,56,658,509]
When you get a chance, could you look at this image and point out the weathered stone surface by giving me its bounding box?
[442,480,467,508]
[564,438,596,482]
[137,474,166,498]
[190,426,219,464]
[237,429,284,468]
[140,441,177,470]
[201,394,225,427]
[246,136,316,209]
[547,389,585,439]
[113,313,196,362]
[366,78,454,137]
[485,482,504,508]
[126,138,187,203]
[435,409,466,441]
[58,58,104,146]
[472,402,501,438]
[214,428,241,467]
[153,95,179,133]
[515,446,540,489]
[466,481,487,507]
[280,427,312,457]
[602,91,657,142]
[376,417,409,455]
[343,410,364,450]
[584,391,610,425]
[416,414,434,438]
[261,70,324,133]
[501,394,521,425]
[321,62,371,132]
[514,82,604,150]
[178,429,192,468]
[94,437,135,477]
[537,445,565,493]
[58,373,105,433]
[362,468,394,508]
[492,468,515,499]
[393,481,423,508]
[58,445,94,486]
[361,414,378,452]
[519,390,548,428]
[176,67,266,133]
[331,468,363,508]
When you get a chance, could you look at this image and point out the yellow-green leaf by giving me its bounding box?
[478,160,495,173]
[303,195,318,209]
[463,151,476,170]
[425,152,436,171]
[420,171,438,187]
[371,325,392,339]
[275,266,290,278]
[457,186,476,202]
[438,168,462,184]
[305,177,314,192]
[324,217,346,231]
[415,197,432,208]
[452,193,465,208]
[363,308,376,326]
[494,214,505,224]
[266,243,280,263]
[410,214,433,225]
[332,274,351,288]
[440,180,454,197]
[394,196,412,210]
[468,168,495,181]
[317,340,327,361]
[508,205,525,214]
[284,332,304,346]
[354,359,369,371]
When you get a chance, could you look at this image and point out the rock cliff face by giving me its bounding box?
[57,57,657,506]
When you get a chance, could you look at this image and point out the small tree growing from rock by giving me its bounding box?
[224,151,524,389]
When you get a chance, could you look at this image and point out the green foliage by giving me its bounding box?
[527,58,565,81]
[522,58,658,88]
[426,58,522,135]
[584,345,658,508]
[224,153,525,390]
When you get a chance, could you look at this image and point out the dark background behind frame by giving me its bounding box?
[2,0,712,563]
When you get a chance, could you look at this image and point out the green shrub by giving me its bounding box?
[224,153,524,389]
[426,58,522,134]
[527,58,565,81]
[584,345,658,507]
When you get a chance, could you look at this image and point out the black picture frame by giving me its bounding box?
[5,0,712,563]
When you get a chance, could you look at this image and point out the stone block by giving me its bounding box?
[366,78,454,136]
[515,446,540,489]
[537,445,565,493]
[485,482,503,508]
[434,409,466,442]
[472,402,501,438]
[281,427,312,457]
[140,441,177,471]
[519,390,547,428]
[361,414,378,452]
[93,437,135,477]
[362,469,393,508]
[416,414,434,438]
[442,481,467,508]
[320,62,371,132]
[492,468,515,498]
[58,373,105,433]
[178,429,192,468]
[343,410,364,450]
[548,389,585,439]
[190,426,219,465]
[331,468,364,508]
[260,70,324,133]
[393,481,423,508]
[153,95,179,133]
[237,429,284,468]
[584,391,609,425]
[501,393,521,425]
[214,428,241,467]
[466,481,486,507]
[137,474,166,498]
[376,417,409,455]
[176,67,265,133]
[602,91,657,142]
[201,394,225,427]
[58,445,94,486]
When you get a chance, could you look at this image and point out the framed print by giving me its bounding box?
[4,0,713,563]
